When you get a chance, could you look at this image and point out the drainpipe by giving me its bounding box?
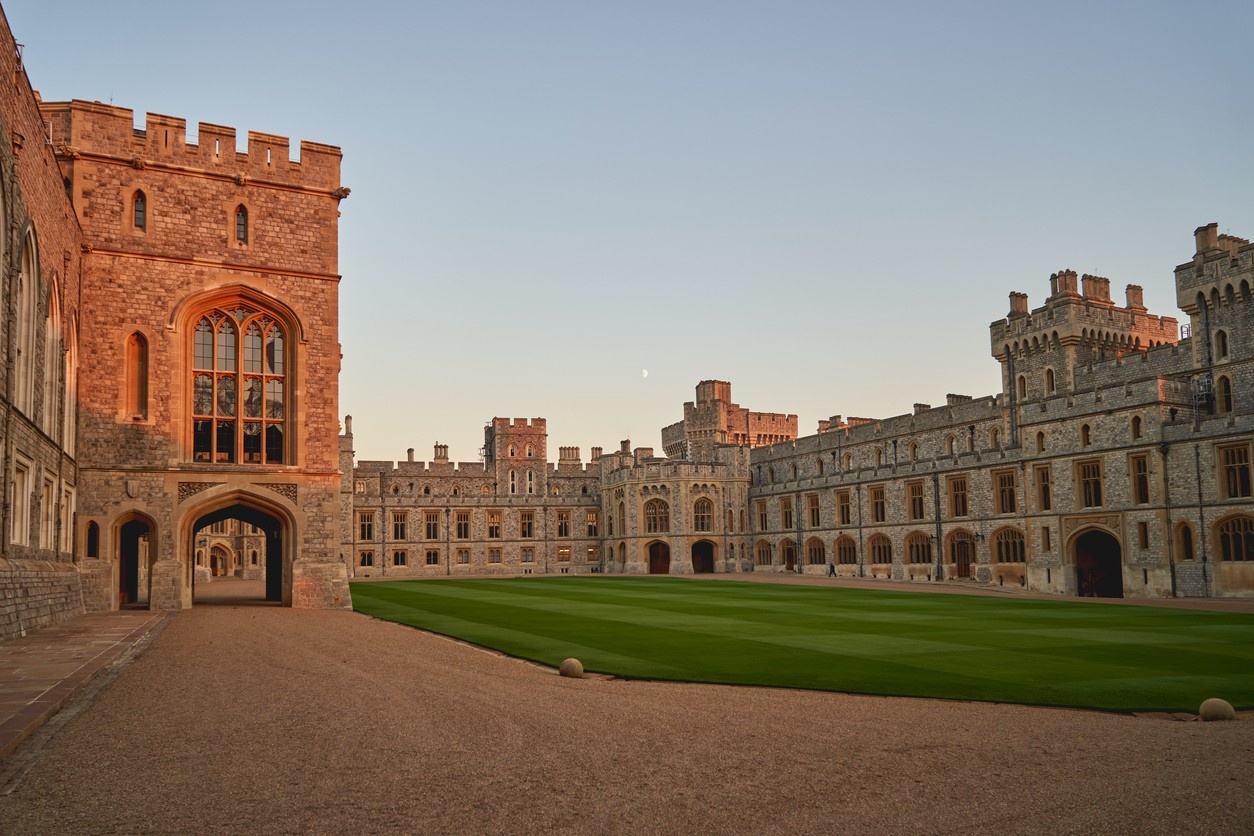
[932,471,944,581]
[1160,441,1175,597]
[855,482,864,578]
[1194,444,1208,595]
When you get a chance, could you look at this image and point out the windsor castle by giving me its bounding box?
[0,4,1249,646]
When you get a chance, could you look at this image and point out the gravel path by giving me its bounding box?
[1,583,1251,834]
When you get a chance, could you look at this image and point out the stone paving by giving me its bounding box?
[0,609,167,759]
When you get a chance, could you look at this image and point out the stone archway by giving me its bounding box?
[782,540,797,571]
[648,541,671,575]
[118,517,153,607]
[182,492,296,607]
[949,532,975,579]
[1074,529,1123,598]
[691,540,715,574]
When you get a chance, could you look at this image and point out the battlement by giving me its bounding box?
[1175,222,1254,312]
[491,417,546,431]
[39,99,342,191]
[992,272,1178,363]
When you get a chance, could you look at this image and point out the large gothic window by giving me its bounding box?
[192,304,286,464]
[645,499,669,533]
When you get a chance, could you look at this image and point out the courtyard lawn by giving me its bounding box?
[349,577,1254,712]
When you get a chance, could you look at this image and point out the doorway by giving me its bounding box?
[119,519,151,607]
[1074,529,1123,598]
[192,504,283,604]
[691,540,715,573]
[952,535,973,579]
[648,541,671,575]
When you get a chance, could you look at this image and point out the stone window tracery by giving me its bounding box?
[191,303,287,465]
[645,499,669,533]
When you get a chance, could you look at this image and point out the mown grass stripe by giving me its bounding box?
[350,577,1254,710]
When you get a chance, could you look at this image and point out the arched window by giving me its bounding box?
[791,463,798,480]
[755,541,772,566]
[836,536,857,564]
[1080,424,1091,447]
[1177,523,1194,561]
[86,521,100,558]
[133,190,147,231]
[693,498,713,532]
[1016,375,1026,399]
[235,205,249,244]
[509,470,517,494]
[994,528,1026,563]
[15,230,38,414]
[1130,415,1142,440]
[816,458,824,475]
[906,532,932,564]
[525,444,534,458]
[806,538,825,565]
[43,274,63,436]
[1216,376,1233,414]
[1217,516,1254,561]
[946,435,956,456]
[63,317,78,454]
[526,470,535,495]
[1035,431,1045,453]
[843,452,852,470]
[909,442,918,463]
[869,535,892,564]
[1044,368,1055,394]
[191,303,288,464]
[989,427,1000,449]
[1215,329,1228,360]
[251,550,259,565]
[508,445,516,457]
[360,551,374,567]
[617,502,625,536]
[126,332,149,420]
[726,508,734,532]
[645,499,669,533]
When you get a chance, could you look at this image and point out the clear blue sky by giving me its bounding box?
[10,1,1253,464]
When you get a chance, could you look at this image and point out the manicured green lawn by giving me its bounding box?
[350,577,1254,711]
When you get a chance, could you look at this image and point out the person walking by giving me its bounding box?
[826,561,836,578]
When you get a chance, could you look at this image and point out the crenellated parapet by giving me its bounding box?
[40,100,343,192]
[1175,223,1253,313]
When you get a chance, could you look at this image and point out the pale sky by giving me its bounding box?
[10,1,1253,465]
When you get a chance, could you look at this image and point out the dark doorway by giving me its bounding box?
[952,536,973,579]
[1074,530,1123,598]
[648,542,671,575]
[783,542,796,571]
[193,504,283,604]
[119,519,150,607]
[691,540,715,573]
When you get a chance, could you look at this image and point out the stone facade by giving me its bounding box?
[661,380,796,458]
[41,96,352,612]
[0,5,351,637]
[342,419,601,576]
[348,225,1253,599]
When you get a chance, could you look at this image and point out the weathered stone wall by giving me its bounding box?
[0,559,82,639]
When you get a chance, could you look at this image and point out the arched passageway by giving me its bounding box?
[119,519,151,607]
[1074,529,1123,598]
[648,541,671,575]
[192,503,284,604]
[691,540,715,574]
[782,541,797,571]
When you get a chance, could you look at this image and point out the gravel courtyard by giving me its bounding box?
[1,580,1251,835]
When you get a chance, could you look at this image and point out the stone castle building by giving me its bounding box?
[0,6,350,642]
[348,229,1253,599]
